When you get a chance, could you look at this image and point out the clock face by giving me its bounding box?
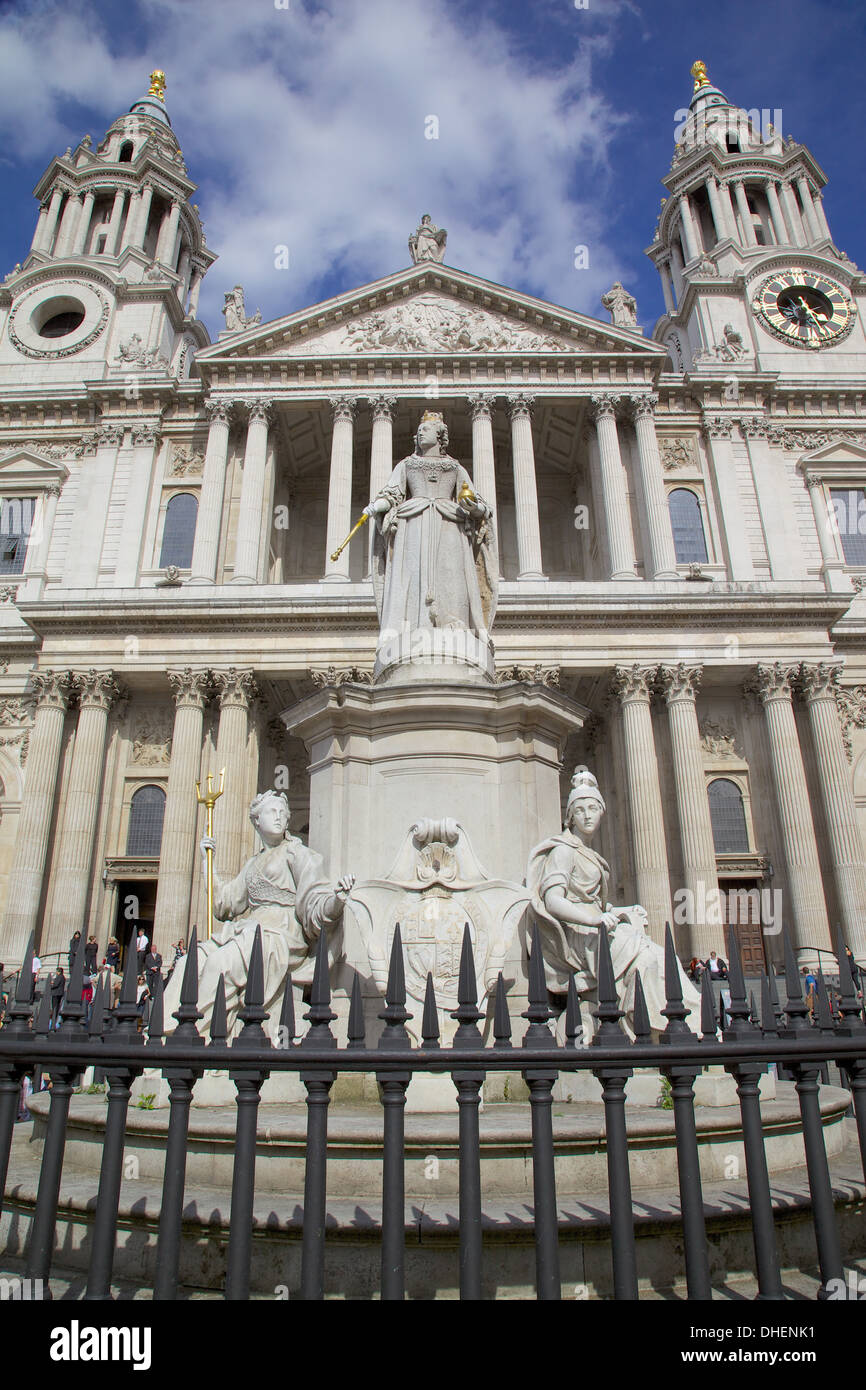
[751,268,854,349]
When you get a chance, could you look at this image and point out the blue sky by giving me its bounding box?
[0,0,864,338]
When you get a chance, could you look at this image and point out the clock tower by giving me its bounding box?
[646,60,864,376]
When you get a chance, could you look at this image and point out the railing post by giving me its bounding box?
[225,927,271,1301]
[376,924,411,1303]
[0,935,35,1221]
[299,930,337,1302]
[590,922,637,1300]
[522,925,561,1301]
[451,925,485,1302]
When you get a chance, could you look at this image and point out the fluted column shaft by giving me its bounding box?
[629,394,678,579]
[659,664,721,958]
[366,396,396,578]
[213,670,257,881]
[190,401,233,583]
[753,664,829,957]
[55,193,82,257]
[468,394,498,524]
[152,671,209,953]
[765,182,788,244]
[1,673,73,963]
[157,198,181,266]
[659,260,676,315]
[507,394,545,579]
[71,190,95,255]
[590,394,636,579]
[813,193,831,239]
[45,672,120,953]
[232,401,272,584]
[705,176,726,243]
[780,182,806,246]
[612,666,671,941]
[796,177,821,242]
[38,187,64,254]
[717,180,738,240]
[801,665,866,960]
[679,193,701,260]
[30,203,49,256]
[324,398,356,580]
[104,188,127,257]
[134,183,154,250]
[732,181,757,247]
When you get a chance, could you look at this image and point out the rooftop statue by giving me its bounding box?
[408,214,447,264]
[222,284,262,334]
[162,789,354,1039]
[527,766,701,1035]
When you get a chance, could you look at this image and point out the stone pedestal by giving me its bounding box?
[282,677,588,883]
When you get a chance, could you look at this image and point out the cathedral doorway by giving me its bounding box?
[719,877,767,975]
[113,879,158,965]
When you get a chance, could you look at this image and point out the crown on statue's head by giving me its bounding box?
[420,411,445,426]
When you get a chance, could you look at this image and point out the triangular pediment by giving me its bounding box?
[0,448,69,490]
[799,440,866,467]
[196,264,663,364]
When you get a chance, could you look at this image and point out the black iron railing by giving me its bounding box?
[1,919,865,1302]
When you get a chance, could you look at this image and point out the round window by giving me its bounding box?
[39,309,86,339]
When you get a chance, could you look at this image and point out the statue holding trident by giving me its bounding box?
[195,768,225,940]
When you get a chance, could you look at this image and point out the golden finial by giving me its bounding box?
[690,60,710,93]
[148,70,166,101]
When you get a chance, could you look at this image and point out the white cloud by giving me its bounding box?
[0,0,635,335]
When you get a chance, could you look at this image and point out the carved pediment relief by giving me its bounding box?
[294,295,575,356]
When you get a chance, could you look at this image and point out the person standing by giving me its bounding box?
[802,966,818,1019]
[145,946,163,997]
[136,929,149,974]
[68,931,82,970]
[105,937,121,971]
[84,936,99,973]
[50,966,66,1028]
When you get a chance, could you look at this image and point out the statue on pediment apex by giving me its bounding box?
[409,214,447,264]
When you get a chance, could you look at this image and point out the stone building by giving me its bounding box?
[1,63,865,973]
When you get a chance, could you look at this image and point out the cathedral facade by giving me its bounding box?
[1,64,865,973]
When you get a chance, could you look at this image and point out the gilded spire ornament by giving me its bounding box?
[690,59,710,92]
[148,69,166,101]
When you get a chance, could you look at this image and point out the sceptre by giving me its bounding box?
[195,768,225,940]
[330,509,371,562]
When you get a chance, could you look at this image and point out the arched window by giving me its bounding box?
[708,778,749,854]
[118,142,134,162]
[159,493,198,568]
[668,488,708,564]
[126,785,166,857]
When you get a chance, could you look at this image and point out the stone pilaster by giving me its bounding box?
[800,662,866,960]
[701,414,754,580]
[44,670,120,954]
[152,669,210,953]
[190,400,233,584]
[750,663,829,959]
[628,393,679,579]
[802,469,851,594]
[213,668,258,880]
[589,394,636,579]
[1,671,73,963]
[658,663,721,958]
[231,400,272,584]
[324,397,357,580]
[610,664,672,941]
[468,394,498,525]
[19,481,62,601]
[114,422,160,587]
[506,393,545,579]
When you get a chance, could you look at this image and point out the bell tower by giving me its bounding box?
[0,70,216,383]
[646,60,863,376]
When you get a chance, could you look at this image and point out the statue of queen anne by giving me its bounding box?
[526,766,701,1035]
[364,411,497,643]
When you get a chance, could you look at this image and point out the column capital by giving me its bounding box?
[329,395,357,423]
[800,660,844,703]
[803,470,823,490]
[205,398,234,427]
[95,422,125,448]
[738,414,768,439]
[43,481,63,498]
[506,392,535,420]
[131,421,161,448]
[30,669,74,711]
[588,391,621,421]
[467,392,497,421]
[627,392,659,421]
[748,661,800,703]
[367,394,397,421]
[245,398,274,426]
[167,667,211,709]
[701,413,734,440]
[213,667,258,709]
[611,663,656,704]
[657,662,703,702]
[73,668,121,711]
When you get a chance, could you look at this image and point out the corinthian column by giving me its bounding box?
[367,396,396,578]
[589,394,636,579]
[467,394,498,524]
[506,393,545,579]
[628,394,678,579]
[1,672,73,963]
[658,664,720,958]
[324,397,357,580]
[751,663,829,958]
[213,669,258,881]
[231,400,272,584]
[190,400,233,584]
[611,664,672,941]
[152,669,210,953]
[800,663,866,960]
[44,670,120,953]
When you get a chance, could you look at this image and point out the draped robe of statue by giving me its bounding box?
[371,453,497,638]
[526,830,700,1033]
[162,835,344,1039]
